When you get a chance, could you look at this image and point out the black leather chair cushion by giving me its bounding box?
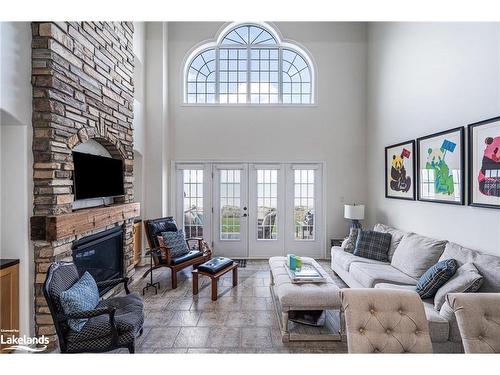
[198,257,234,274]
[147,217,178,248]
[170,250,203,265]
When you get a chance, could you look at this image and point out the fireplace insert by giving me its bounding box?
[72,226,124,294]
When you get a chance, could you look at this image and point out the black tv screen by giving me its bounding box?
[73,151,124,200]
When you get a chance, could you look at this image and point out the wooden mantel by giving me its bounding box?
[31,202,140,241]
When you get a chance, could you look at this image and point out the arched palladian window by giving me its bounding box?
[184,23,315,105]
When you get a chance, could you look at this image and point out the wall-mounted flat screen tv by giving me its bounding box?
[73,151,124,200]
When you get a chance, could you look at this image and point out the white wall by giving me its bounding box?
[133,22,146,224]
[0,22,34,336]
[367,23,500,255]
[167,22,368,249]
[143,22,169,220]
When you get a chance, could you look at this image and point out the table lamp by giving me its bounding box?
[344,204,365,229]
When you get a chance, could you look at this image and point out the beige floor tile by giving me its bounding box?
[241,327,272,348]
[168,310,201,326]
[207,327,240,348]
[140,326,180,349]
[197,311,229,327]
[165,298,193,310]
[225,311,257,327]
[173,327,210,348]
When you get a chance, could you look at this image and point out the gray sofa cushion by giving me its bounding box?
[422,301,450,343]
[373,223,408,261]
[439,242,500,293]
[391,233,447,279]
[374,283,416,292]
[433,263,484,310]
[331,247,388,272]
[349,262,417,288]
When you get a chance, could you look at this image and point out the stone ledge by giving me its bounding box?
[31,202,140,241]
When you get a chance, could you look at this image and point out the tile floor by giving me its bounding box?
[123,259,348,353]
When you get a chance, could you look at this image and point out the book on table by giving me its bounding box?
[285,263,326,283]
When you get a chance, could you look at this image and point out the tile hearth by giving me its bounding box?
[120,260,348,353]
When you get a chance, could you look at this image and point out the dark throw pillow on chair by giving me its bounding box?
[161,230,190,258]
[353,230,392,262]
[416,259,458,299]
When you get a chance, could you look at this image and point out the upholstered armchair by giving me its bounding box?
[142,216,212,289]
[43,262,144,353]
[447,293,500,353]
[340,289,433,353]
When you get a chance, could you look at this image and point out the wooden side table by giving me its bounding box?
[192,262,238,301]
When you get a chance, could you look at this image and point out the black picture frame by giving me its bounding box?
[385,140,416,201]
[468,116,500,209]
[416,127,465,205]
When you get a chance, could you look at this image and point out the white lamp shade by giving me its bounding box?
[344,204,365,220]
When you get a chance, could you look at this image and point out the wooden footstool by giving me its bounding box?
[192,257,238,301]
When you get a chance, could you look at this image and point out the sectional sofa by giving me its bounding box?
[330,223,500,353]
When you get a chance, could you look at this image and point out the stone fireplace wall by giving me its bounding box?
[30,22,135,343]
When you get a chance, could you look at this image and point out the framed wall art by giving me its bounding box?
[468,116,500,209]
[417,127,465,205]
[385,140,416,200]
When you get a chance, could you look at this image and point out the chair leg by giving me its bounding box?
[171,270,178,289]
[127,342,135,354]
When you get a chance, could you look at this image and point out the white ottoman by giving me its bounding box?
[269,256,342,342]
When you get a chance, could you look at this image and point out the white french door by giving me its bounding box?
[174,162,323,259]
[248,164,285,257]
[212,164,249,258]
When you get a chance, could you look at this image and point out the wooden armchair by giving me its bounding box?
[142,217,212,289]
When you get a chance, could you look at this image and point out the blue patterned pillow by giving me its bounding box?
[416,259,458,299]
[161,230,190,258]
[60,271,99,332]
[353,230,392,261]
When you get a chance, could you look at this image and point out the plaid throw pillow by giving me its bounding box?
[416,259,458,299]
[353,230,392,261]
[161,230,190,258]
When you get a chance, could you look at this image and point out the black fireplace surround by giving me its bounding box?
[72,226,124,294]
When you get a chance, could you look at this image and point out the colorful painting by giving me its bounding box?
[385,140,415,200]
[417,127,464,205]
[468,117,500,209]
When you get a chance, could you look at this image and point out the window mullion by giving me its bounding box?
[215,47,220,103]
[278,46,283,104]
[247,44,251,104]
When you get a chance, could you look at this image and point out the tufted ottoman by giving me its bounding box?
[269,256,342,342]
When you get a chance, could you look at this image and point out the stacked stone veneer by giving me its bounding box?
[31,22,135,345]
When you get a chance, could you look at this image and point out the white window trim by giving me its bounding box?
[181,22,318,107]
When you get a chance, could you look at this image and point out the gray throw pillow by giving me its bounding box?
[433,263,483,310]
[373,223,408,261]
[353,230,391,262]
[391,233,447,279]
[343,227,359,254]
[161,230,190,258]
